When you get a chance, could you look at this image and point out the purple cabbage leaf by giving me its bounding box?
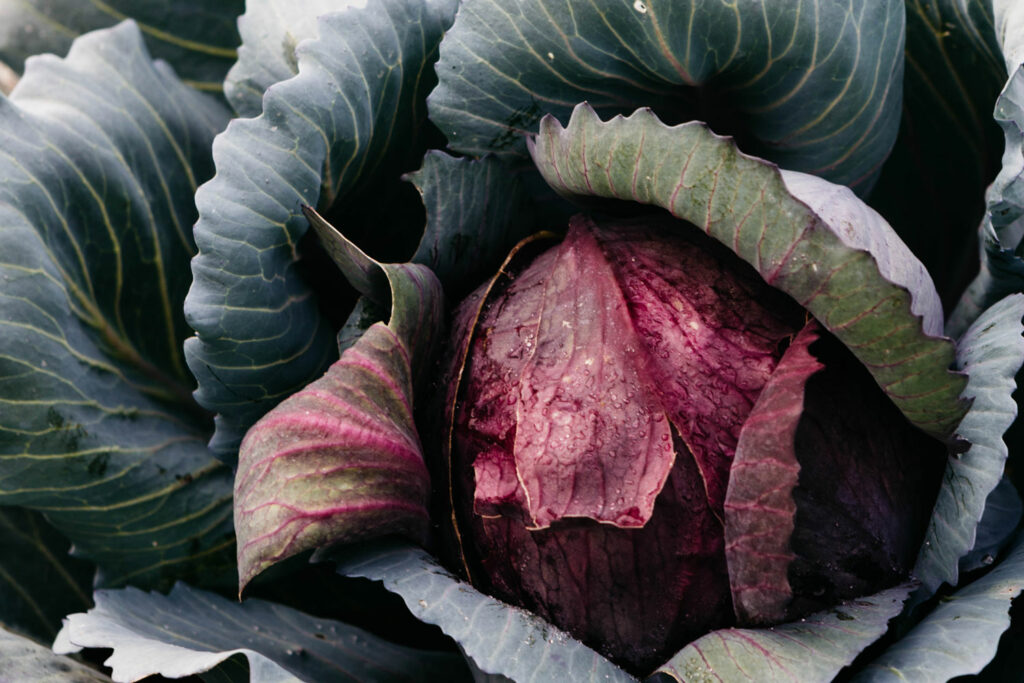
[234,207,443,592]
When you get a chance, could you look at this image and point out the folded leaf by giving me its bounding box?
[332,541,636,683]
[724,324,821,624]
[654,583,913,682]
[0,21,235,588]
[235,208,443,590]
[529,104,968,441]
[54,582,461,683]
[430,0,903,191]
[185,0,459,459]
[855,532,1024,681]
[915,294,1024,593]
[225,0,364,117]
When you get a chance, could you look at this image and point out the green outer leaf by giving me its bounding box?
[0,626,111,682]
[654,583,913,682]
[0,21,235,588]
[54,582,461,683]
[234,207,442,589]
[332,541,636,682]
[854,533,1024,681]
[915,294,1024,594]
[185,0,459,460]
[948,0,1024,336]
[0,0,243,92]
[0,508,92,644]
[529,104,968,441]
[225,0,364,117]
[959,476,1022,574]
[430,0,903,191]
[406,151,537,298]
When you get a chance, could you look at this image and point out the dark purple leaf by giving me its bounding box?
[445,214,809,671]
[591,220,803,517]
[509,221,675,529]
[724,323,822,624]
[786,334,946,617]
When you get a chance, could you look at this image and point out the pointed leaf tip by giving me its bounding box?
[236,210,443,590]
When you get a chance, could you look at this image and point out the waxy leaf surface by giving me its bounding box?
[54,582,461,683]
[529,104,967,440]
[0,0,243,93]
[333,541,636,683]
[430,0,903,191]
[855,532,1024,681]
[655,583,913,682]
[185,0,458,459]
[0,21,235,587]
[915,294,1024,593]
[225,0,363,117]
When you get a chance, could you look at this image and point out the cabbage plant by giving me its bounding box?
[3,0,1024,681]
